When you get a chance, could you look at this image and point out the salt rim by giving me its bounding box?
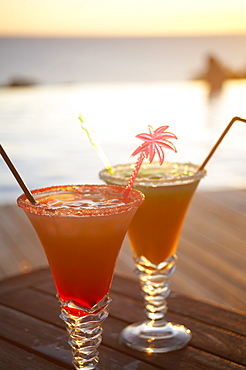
[17,184,144,217]
[99,162,206,187]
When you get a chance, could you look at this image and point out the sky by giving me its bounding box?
[1,0,246,37]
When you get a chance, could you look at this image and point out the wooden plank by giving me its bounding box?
[0,305,71,368]
[0,296,243,370]
[173,190,246,311]
[1,266,245,337]
[0,304,160,369]
[198,189,246,216]
[181,225,246,277]
[0,267,52,296]
[111,275,246,336]
[103,317,246,370]
[115,238,246,312]
[114,226,246,311]
[0,224,23,278]
[169,266,232,307]
[0,204,41,249]
[108,297,246,367]
[0,288,61,326]
[1,270,246,368]
[176,246,246,311]
[190,194,246,246]
[168,293,246,336]
[0,204,47,276]
[0,338,67,370]
[184,202,245,254]
[0,283,245,367]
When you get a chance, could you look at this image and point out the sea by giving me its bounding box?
[0,36,246,204]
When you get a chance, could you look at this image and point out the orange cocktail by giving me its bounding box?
[100,162,206,354]
[100,162,206,265]
[17,184,144,369]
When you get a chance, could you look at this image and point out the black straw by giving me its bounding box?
[198,116,246,171]
[0,144,36,204]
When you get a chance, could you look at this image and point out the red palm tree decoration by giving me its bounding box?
[123,125,177,198]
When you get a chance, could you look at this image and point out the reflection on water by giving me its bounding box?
[0,80,245,204]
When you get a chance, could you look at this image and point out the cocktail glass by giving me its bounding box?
[99,162,206,353]
[17,184,144,369]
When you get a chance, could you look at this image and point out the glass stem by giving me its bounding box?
[58,295,111,370]
[135,254,177,323]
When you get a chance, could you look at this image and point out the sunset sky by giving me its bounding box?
[1,0,246,37]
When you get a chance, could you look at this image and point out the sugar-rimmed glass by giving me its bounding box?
[100,162,206,353]
[17,184,144,369]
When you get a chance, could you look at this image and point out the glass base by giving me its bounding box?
[121,319,191,353]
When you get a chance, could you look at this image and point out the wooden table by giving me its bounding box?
[1,189,246,312]
[0,268,245,369]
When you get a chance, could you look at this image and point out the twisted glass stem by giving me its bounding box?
[58,294,111,370]
[135,254,177,322]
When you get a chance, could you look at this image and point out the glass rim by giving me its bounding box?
[99,162,206,187]
[17,184,144,217]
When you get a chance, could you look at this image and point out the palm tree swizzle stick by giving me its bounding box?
[123,125,177,198]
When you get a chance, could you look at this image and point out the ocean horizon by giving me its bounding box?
[1,35,246,86]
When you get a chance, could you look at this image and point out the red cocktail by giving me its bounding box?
[17,184,144,369]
